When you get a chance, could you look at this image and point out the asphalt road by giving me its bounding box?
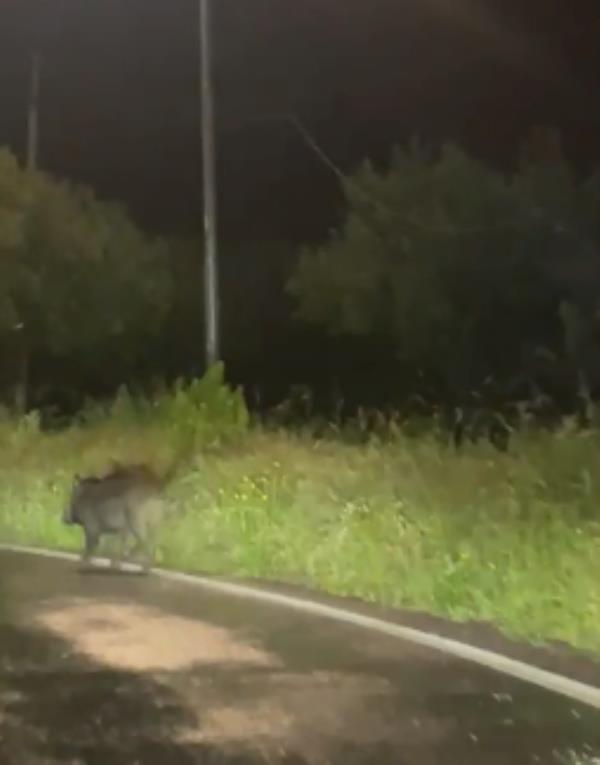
[0,548,599,765]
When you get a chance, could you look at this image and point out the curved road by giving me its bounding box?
[0,548,599,765]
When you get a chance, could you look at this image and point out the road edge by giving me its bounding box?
[1,543,599,711]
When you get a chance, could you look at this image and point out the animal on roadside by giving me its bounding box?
[63,461,178,573]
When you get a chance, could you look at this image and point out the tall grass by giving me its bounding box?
[0,366,598,654]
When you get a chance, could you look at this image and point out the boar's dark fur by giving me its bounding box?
[64,462,168,572]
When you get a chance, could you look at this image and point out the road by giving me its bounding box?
[0,548,599,764]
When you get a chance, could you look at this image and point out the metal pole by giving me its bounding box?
[17,49,41,414]
[27,51,41,171]
[199,0,220,367]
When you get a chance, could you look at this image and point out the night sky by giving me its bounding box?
[1,0,600,244]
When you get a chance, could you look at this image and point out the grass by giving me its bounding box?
[0,395,599,656]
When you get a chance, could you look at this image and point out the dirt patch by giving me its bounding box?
[175,667,450,763]
[178,700,294,745]
[33,598,281,672]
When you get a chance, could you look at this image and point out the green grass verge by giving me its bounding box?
[0,412,599,655]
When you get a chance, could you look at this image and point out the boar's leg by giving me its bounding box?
[127,527,153,574]
[82,528,100,564]
[109,536,126,569]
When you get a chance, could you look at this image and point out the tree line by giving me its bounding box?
[2,126,600,421]
[289,127,600,421]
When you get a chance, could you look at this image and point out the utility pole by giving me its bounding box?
[199,0,220,367]
[27,51,41,171]
[16,50,41,415]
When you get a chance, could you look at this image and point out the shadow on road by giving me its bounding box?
[0,620,308,764]
[0,555,599,765]
[2,617,596,765]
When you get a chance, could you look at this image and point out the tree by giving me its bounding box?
[0,148,173,410]
[288,140,562,399]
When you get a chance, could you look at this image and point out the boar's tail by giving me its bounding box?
[160,440,196,486]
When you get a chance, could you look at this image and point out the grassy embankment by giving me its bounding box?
[0,368,598,655]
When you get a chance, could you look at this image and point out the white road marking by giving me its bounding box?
[1,543,599,710]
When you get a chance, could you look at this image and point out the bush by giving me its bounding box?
[151,363,249,447]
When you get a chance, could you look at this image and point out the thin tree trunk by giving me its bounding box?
[576,369,593,428]
[14,339,29,416]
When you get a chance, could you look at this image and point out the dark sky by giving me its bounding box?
[1,0,600,243]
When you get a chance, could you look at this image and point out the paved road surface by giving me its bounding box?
[0,549,599,764]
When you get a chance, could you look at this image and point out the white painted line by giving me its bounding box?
[2,543,600,711]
